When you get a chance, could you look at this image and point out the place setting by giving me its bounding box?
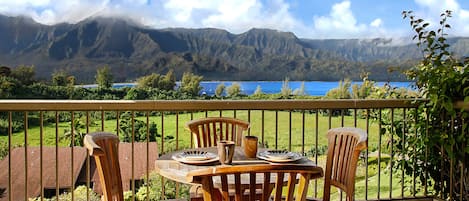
[256,149,303,163]
[243,135,304,163]
[171,150,219,165]
[171,140,236,165]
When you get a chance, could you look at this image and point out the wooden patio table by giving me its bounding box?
[155,147,324,196]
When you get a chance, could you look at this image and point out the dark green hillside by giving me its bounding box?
[0,14,467,82]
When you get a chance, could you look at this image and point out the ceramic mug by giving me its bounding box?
[217,140,235,164]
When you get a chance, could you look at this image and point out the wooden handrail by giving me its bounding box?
[0,99,423,111]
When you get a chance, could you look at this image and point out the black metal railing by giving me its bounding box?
[0,99,439,201]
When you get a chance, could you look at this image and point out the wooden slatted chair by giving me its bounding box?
[84,132,124,201]
[185,117,250,148]
[322,127,368,201]
[185,117,250,200]
[187,164,323,201]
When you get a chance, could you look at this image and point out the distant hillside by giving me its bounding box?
[1,14,469,83]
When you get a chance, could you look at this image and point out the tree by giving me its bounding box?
[179,72,203,96]
[136,73,162,89]
[118,112,158,142]
[324,79,351,99]
[280,77,292,98]
[226,82,241,97]
[11,65,35,85]
[67,76,76,88]
[0,76,18,98]
[215,83,225,97]
[159,70,176,91]
[293,82,306,96]
[61,117,87,146]
[253,85,263,96]
[52,71,68,86]
[95,65,113,89]
[0,66,11,76]
[351,73,376,99]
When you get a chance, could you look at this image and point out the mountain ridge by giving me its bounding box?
[1,14,468,83]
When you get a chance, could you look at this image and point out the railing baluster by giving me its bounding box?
[402,108,407,198]
[175,111,180,198]
[8,112,12,201]
[86,111,90,201]
[116,111,120,137]
[247,110,251,136]
[365,109,369,201]
[160,112,165,200]
[288,110,292,151]
[353,109,357,127]
[460,117,465,201]
[261,110,265,146]
[55,111,59,199]
[314,110,319,198]
[40,111,44,201]
[390,108,394,199]
[190,112,194,148]
[450,116,454,200]
[424,109,429,197]
[131,111,135,201]
[101,111,104,131]
[275,110,278,149]
[24,112,28,201]
[301,110,305,154]
[413,108,418,197]
[341,109,344,127]
[146,111,150,201]
[378,109,382,199]
[71,111,75,201]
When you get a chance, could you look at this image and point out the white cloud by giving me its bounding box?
[370,19,382,28]
[158,0,299,34]
[0,0,397,39]
[1,0,467,39]
[310,0,388,39]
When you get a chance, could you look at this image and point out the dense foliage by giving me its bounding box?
[396,10,469,200]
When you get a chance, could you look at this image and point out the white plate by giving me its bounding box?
[257,150,303,163]
[172,150,219,164]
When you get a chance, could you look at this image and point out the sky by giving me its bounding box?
[0,0,468,39]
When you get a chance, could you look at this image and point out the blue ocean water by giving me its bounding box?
[197,81,414,96]
[83,81,414,96]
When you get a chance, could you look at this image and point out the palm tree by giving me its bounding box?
[61,118,87,146]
